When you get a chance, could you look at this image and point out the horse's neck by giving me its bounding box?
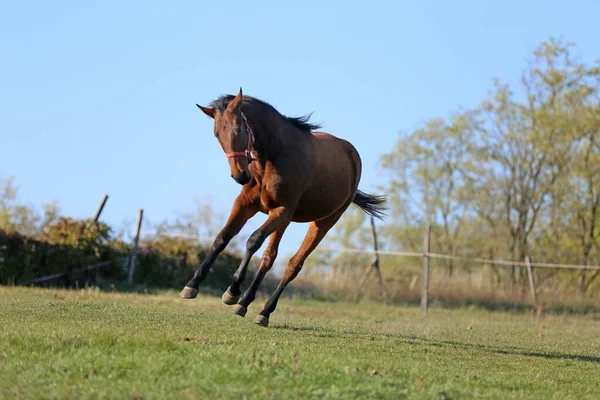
[252,114,295,162]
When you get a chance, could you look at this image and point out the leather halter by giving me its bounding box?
[225,111,255,163]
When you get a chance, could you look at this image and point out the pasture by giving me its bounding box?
[1,286,599,399]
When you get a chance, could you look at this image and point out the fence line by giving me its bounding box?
[139,230,215,243]
[316,222,600,315]
[315,247,600,271]
[317,247,424,258]
[18,259,125,285]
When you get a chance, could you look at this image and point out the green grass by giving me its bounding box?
[1,286,599,399]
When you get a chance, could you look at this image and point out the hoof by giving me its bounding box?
[254,315,269,327]
[179,286,199,299]
[231,304,247,317]
[221,289,239,305]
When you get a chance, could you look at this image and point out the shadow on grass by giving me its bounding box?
[396,334,600,364]
[270,324,336,333]
[270,321,600,365]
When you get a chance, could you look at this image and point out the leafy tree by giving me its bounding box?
[318,37,600,295]
[381,110,479,276]
[0,176,59,237]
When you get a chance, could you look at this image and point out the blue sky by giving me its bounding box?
[1,0,599,271]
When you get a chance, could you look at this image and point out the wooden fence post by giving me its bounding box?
[92,194,109,286]
[94,195,109,223]
[421,224,431,314]
[128,209,144,284]
[525,256,537,308]
[357,216,387,299]
[370,216,386,298]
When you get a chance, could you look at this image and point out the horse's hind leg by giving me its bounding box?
[222,206,291,305]
[231,222,289,316]
[180,194,257,299]
[254,210,345,327]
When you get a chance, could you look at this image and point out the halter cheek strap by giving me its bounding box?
[225,111,255,163]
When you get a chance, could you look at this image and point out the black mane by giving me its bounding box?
[208,94,322,132]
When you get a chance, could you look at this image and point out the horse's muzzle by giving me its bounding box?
[232,170,250,185]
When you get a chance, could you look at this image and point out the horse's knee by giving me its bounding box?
[212,232,228,253]
[246,231,266,254]
[285,260,304,282]
[289,264,303,281]
[261,249,278,269]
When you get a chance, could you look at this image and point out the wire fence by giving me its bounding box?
[316,247,600,271]
[17,258,127,286]
[314,222,600,313]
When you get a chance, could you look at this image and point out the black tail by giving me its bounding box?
[352,190,387,220]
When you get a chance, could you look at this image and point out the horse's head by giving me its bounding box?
[196,88,253,185]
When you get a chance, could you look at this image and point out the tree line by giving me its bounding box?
[309,37,600,295]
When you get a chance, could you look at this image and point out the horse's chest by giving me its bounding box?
[257,181,285,212]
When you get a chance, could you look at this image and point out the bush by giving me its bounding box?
[0,220,250,293]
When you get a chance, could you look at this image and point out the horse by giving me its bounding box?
[180,88,386,327]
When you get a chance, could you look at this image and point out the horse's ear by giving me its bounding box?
[196,104,215,119]
[227,87,243,112]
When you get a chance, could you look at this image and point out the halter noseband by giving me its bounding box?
[225,111,255,163]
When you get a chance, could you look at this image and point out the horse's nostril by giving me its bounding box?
[235,171,250,185]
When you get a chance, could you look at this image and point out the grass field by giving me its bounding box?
[1,286,600,399]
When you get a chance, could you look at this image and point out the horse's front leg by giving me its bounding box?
[222,206,292,308]
[229,222,289,315]
[180,194,258,299]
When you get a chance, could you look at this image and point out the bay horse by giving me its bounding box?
[180,88,386,327]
